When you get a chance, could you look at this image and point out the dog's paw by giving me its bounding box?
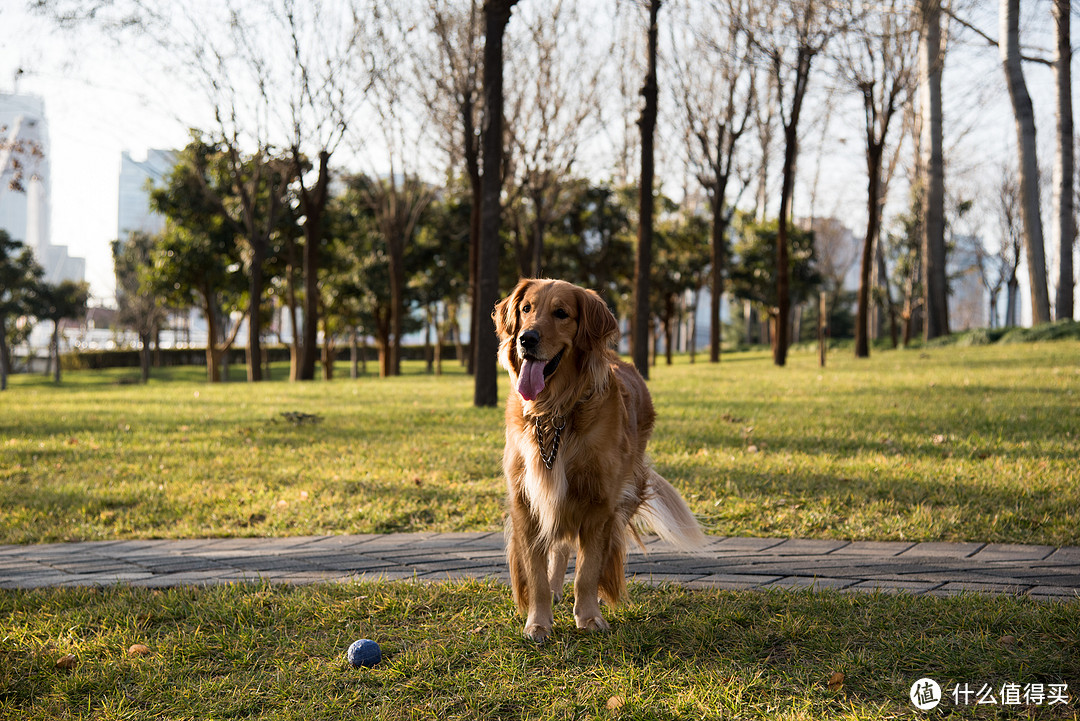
[524,622,552,643]
[575,614,610,633]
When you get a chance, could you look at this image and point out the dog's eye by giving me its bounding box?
[553,308,569,320]
[522,304,531,314]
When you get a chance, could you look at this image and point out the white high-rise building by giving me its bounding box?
[0,92,85,284]
[117,148,175,240]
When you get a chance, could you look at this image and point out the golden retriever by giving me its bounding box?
[494,278,705,642]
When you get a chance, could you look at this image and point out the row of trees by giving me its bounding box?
[0,231,89,389]
[111,131,824,384]
[29,0,1078,405]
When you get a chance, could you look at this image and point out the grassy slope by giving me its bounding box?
[2,581,1078,720]
[0,341,1078,545]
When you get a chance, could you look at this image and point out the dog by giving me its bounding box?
[494,278,705,642]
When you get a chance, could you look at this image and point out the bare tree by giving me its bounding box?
[841,0,918,357]
[280,0,369,381]
[632,0,661,379]
[37,0,369,381]
[672,0,757,364]
[996,167,1024,327]
[1051,0,1074,320]
[504,0,605,278]
[999,0,1050,325]
[422,0,484,374]
[918,0,949,340]
[365,9,435,377]
[474,0,520,408]
[750,0,840,366]
[362,176,433,376]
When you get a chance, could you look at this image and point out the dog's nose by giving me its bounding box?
[519,330,540,352]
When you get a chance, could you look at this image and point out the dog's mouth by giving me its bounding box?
[516,349,564,402]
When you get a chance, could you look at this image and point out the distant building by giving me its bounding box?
[949,236,989,331]
[0,92,85,283]
[117,148,175,240]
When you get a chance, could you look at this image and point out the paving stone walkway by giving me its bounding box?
[1,534,1078,600]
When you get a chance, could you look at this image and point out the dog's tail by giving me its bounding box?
[633,469,707,550]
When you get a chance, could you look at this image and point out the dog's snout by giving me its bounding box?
[519,330,540,352]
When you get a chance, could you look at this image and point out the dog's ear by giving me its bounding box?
[575,287,619,351]
[493,279,533,342]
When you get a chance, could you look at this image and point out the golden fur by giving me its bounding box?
[494,278,705,642]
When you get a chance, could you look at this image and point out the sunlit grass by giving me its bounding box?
[1,341,1078,545]
[2,580,1077,720]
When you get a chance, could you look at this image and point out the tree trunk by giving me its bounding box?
[434,304,445,377]
[688,290,698,363]
[1006,271,1020,327]
[531,192,546,279]
[1053,0,1074,321]
[775,126,797,367]
[920,0,949,340]
[425,304,435,374]
[389,231,405,377]
[856,142,885,358]
[203,295,221,383]
[876,236,899,348]
[51,322,61,383]
[465,91,482,377]
[709,193,726,363]
[474,0,518,407]
[0,314,9,391]
[818,291,827,367]
[285,243,301,381]
[664,295,675,366]
[633,0,661,379]
[299,150,331,380]
[139,331,151,383]
[247,241,265,382]
[1000,0,1050,325]
[350,326,360,380]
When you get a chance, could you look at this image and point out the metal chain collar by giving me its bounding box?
[533,414,566,470]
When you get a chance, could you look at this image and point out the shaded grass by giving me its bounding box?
[1,580,1077,720]
[1,342,1078,545]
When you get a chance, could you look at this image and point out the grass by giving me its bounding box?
[1,341,1079,546]
[2,341,1080,543]
[2,342,1079,720]
[2,580,1078,720]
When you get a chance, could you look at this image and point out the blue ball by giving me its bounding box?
[346,638,381,668]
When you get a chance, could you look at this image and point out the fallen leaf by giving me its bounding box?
[999,635,1016,647]
[606,695,625,711]
[127,644,151,657]
[55,654,78,670]
[827,671,845,692]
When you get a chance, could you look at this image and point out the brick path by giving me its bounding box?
[1,534,1078,600]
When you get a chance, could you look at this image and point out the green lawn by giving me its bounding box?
[1,341,1078,546]
[2,342,1079,720]
[2,581,1077,720]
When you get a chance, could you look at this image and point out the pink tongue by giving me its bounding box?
[517,359,547,401]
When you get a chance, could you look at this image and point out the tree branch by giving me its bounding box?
[942,5,1053,66]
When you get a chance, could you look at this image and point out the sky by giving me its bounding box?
[0,0,1073,326]
[1,5,199,302]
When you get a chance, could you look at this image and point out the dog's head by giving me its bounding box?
[494,279,619,404]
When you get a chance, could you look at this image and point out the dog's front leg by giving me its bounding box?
[521,539,555,642]
[573,515,612,632]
